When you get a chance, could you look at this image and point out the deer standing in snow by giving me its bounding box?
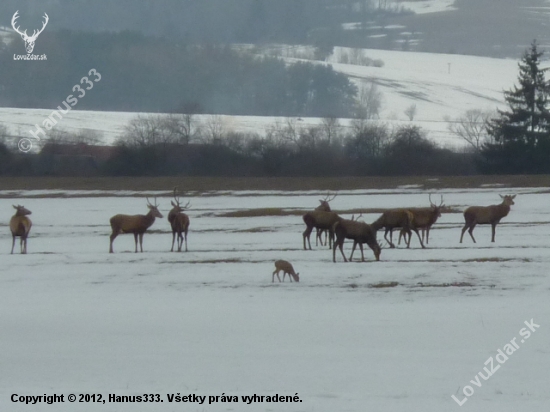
[302,210,342,250]
[371,209,425,249]
[333,217,381,262]
[168,187,190,252]
[314,193,337,246]
[109,198,163,253]
[398,195,444,246]
[272,260,300,283]
[460,195,515,243]
[10,205,32,254]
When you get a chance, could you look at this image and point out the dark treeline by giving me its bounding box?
[0,30,356,116]
[0,119,477,177]
[0,0,399,46]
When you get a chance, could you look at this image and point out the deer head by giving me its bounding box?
[171,187,190,212]
[499,194,516,206]
[13,204,32,216]
[11,11,49,54]
[317,192,337,211]
[146,197,163,218]
[429,194,445,217]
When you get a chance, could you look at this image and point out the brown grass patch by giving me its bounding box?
[414,282,475,288]
[218,208,303,218]
[2,175,550,193]
[368,281,400,288]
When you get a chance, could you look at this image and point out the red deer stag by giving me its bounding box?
[10,205,32,254]
[302,210,341,250]
[109,198,163,253]
[398,195,445,246]
[460,195,515,243]
[168,187,190,252]
[315,192,337,246]
[272,260,300,283]
[371,209,425,249]
[333,217,381,262]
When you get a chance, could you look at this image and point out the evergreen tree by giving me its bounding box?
[483,40,550,173]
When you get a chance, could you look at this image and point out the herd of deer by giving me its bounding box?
[8,189,517,283]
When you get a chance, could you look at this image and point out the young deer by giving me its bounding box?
[333,218,381,262]
[10,205,32,254]
[109,198,163,253]
[398,195,444,246]
[272,260,300,283]
[302,210,342,250]
[168,187,190,252]
[371,209,425,249]
[315,192,337,246]
[460,195,516,243]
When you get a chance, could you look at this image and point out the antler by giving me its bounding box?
[320,192,337,203]
[29,13,48,40]
[429,194,444,208]
[173,187,190,209]
[11,11,26,37]
[146,196,159,208]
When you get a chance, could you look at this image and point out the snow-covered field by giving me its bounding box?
[1,187,549,411]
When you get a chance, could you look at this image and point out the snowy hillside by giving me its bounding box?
[0,48,521,149]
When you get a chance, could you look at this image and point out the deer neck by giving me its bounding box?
[144,210,157,228]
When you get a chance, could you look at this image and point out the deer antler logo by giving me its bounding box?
[11,11,49,54]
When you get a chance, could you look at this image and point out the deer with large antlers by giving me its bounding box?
[10,205,32,254]
[109,198,163,253]
[314,192,337,246]
[460,195,516,243]
[398,195,444,246]
[11,11,49,54]
[333,217,381,262]
[168,187,190,252]
[371,209,425,249]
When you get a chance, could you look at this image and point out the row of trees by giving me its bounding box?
[0,117,475,177]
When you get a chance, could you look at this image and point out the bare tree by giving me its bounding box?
[321,116,341,145]
[204,115,226,144]
[161,114,201,145]
[357,82,383,119]
[447,109,494,152]
[404,104,417,121]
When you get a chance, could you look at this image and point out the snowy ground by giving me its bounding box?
[1,187,549,411]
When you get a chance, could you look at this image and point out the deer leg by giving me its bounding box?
[491,223,497,242]
[303,226,313,250]
[359,242,365,262]
[349,241,357,261]
[384,229,395,248]
[171,231,176,252]
[11,235,16,254]
[139,233,144,252]
[184,229,188,252]
[132,233,138,253]
[412,229,425,249]
[109,232,118,253]
[22,236,27,254]
[460,224,469,243]
[467,223,477,243]
[315,228,321,246]
[333,237,347,262]
[425,228,429,244]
